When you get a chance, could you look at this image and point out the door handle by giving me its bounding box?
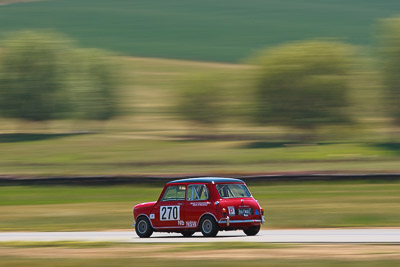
[177,203,183,205]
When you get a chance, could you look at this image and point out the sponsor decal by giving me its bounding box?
[190,202,210,207]
[228,206,235,216]
[150,213,155,219]
[186,221,197,227]
[177,220,196,227]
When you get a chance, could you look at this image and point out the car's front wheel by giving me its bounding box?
[135,216,153,238]
[200,215,219,237]
[243,225,260,236]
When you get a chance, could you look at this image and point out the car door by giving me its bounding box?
[185,184,212,228]
[152,184,186,229]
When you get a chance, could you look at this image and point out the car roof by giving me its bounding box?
[168,177,244,184]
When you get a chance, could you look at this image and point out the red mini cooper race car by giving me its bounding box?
[133,177,265,238]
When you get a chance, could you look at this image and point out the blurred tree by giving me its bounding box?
[176,75,224,127]
[378,17,400,127]
[0,31,120,125]
[253,40,353,133]
[65,49,119,121]
[0,31,73,121]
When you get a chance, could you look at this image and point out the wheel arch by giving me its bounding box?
[136,214,155,229]
[198,212,218,226]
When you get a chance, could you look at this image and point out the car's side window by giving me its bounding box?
[186,184,209,201]
[161,185,186,201]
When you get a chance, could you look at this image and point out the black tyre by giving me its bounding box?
[200,215,219,237]
[135,216,153,238]
[243,225,260,236]
[181,231,195,237]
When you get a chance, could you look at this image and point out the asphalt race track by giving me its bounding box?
[1,229,400,243]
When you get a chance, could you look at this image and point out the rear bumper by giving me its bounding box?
[219,216,265,225]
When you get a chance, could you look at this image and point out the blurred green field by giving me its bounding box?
[1,0,400,62]
[2,133,400,175]
[0,56,396,175]
[1,182,400,231]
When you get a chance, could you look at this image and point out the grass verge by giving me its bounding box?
[1,181,400,230]
[0,242,400,266]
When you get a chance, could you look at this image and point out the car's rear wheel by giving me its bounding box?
[181,231,195,237]
[135,216,153,238]
[200,215,219,237]
[243,225,260,236]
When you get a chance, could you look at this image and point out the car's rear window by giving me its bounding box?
[216,184,251,198]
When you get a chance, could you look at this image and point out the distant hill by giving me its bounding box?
[1,0,400,62]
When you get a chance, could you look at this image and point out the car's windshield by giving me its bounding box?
[161,185,186,201]
[216,184,251,198]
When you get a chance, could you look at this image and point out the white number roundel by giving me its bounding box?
[160,206,180,221]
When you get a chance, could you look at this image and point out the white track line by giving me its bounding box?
[1,229,400,243]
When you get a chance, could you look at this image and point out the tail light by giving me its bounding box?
[261,208,264,215]
[222,208,227,217]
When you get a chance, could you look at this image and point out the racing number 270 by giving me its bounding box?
[160,206,180,221]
